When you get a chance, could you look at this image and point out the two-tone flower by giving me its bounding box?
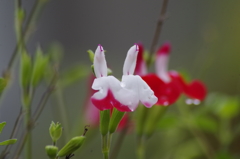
[91,44,158,112]
[137,42,207,106]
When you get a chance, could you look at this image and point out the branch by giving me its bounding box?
[146,0,169,67]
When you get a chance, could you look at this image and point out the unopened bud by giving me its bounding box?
[49,121,62,143]
[57,136,85,157]
[45,145,58,159]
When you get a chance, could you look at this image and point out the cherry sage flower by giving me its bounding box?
[91,44,157,112]
[114,44,158,112]
[140,42,207,106]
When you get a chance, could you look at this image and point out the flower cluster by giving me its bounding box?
[137,42,207,106]
[90,44,158,112]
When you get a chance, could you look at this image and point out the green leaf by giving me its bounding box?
[0,139,17,146]
[87,50,94,63]
[59,64,89,87]
[0,122,6,134]
[20,50,32,89]
[0,78,7,95]
[31,47,49,87]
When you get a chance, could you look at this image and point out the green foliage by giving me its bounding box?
[0,139,17,146]
[109,108,125,134]
[57,136,86,157]
[158,113,179,130]
[0,122,6,134]
[31,47,49,87]
[20,50,32,89]
[194,116,218,134]
[49,121,62,143]
[206,93,240,119]
[0,78,7,96]
[87,50,94,63]
[45,145,58,159]
[59,64,89,88]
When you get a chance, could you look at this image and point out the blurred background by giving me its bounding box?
[0,0,240,159]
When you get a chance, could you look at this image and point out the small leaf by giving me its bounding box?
[20,50,32,89]
[0,139,17,145]
[0,122,6,133]
[0,78,7,95]
[87,50,94,63]
[31,47,49,87]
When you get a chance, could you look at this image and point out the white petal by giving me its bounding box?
[94,45,107,78]
[91,76,121,100]
[120,75,158,110]
[123,44,139,75]
[156,54,171,83]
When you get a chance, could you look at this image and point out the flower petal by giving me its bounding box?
[142,74,181,106]
[94,45,107,78]
[169,71,207,101]
[115,75,157,111]
[155,42,172,83]
[91,76,121,110]
[135,43,147,76]
[123,44,139,75]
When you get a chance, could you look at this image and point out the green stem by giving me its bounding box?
[137,136,146,159]
[24,106,32,159]
[102,134,109,159]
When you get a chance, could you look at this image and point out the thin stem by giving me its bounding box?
[102,134,109,159]
[137,137,146,159]
[6,0,47,73]
[12,73,57,159]
[0,108,24,159]
[146,0,169,67]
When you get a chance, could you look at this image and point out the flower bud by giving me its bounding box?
[49,121,62,143]
[45,145,58,159]
[57,136,86,157]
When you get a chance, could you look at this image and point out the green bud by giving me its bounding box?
[31,47,49,87]
[87,50,94,63]
[57,136,86,157]
[109,108,125,134]
[49,121,62,143]
[45,145,58,159]
[20,50,32,89]
[100,110,110,136]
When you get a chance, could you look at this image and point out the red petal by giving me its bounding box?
[91,90,114,111]
[186,80,207,100]
[141,74,181,106]
[169,71,207,101]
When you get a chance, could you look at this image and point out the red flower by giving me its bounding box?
[136,42,207,106]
